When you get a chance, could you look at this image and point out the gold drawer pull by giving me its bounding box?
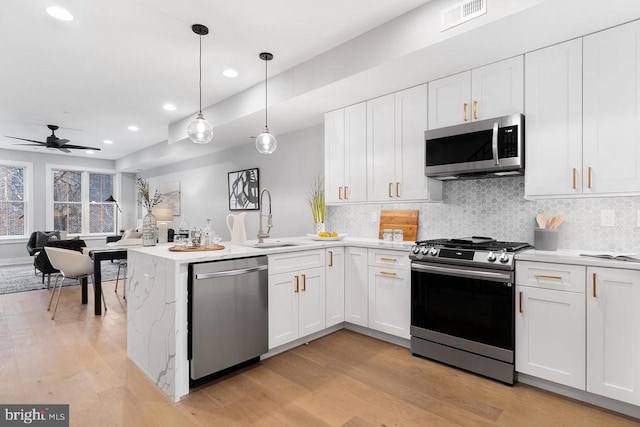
[592,272,597,298]
[338,187,343,200]
[294,275,299,293]
[302,274,306,292]
[380,257,397,262]
[380,271,397,277]
[533,274,563,280]
[328,251,333,267]
[473,100,478,120]
[388,182,393,197]
[344,186,349,200]
[587,166,592,189]
[519,291,523,313]
[463,103,468,121]
[396,182,400,198]
[572,168,576,190]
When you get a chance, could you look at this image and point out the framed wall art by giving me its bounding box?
[157,181,181,215]
[228,168,260,210]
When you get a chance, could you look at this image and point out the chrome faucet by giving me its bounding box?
[257,188,272,243]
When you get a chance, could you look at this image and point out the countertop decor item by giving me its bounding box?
[187,24,213,144]
[306,233,346,241]
[307,176,325,233]
[378,210,418,241]
[255,52,277,154]
[137,177,163,247]
[168,244,225,252]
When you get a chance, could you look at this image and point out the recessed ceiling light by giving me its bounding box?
[46,6,73,21]
[103,139,113,144]
[163,104,176,111]
[128,125,139,132]
[85,150,96,154]
[223,68,239,78]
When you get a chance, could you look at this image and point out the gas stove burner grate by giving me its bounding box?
[415,237,531,253]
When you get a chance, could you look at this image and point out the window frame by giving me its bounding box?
[0,160,33,241]
[45,164,120,237]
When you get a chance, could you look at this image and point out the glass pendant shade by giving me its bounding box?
[187,112,213,144]
[255,128,277,154]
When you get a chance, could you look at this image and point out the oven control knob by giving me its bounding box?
[412,246,421,254]
[487,251,496,262]
[420,246,430,256]
[428,247,438,256]
[499,251,510,263]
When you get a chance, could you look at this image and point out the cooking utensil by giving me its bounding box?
[536,213,546,229]
[549,214,564,230]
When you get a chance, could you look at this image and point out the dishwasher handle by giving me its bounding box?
[195,264,267,280]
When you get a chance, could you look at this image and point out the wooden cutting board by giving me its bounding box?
[378,209,418,241]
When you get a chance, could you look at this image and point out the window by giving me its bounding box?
[0,163,30,238]
[47,166,118,235]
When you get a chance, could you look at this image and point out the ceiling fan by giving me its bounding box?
[5,124,101,153]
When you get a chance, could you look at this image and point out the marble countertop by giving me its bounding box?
[128,236,413,264]
[516,248,640,271]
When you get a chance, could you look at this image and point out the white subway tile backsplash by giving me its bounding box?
[327,176,640,253]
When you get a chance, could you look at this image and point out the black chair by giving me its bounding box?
[34,239,86,288]
[27,231,60,275]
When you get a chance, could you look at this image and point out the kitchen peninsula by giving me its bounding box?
[126,237,413,402]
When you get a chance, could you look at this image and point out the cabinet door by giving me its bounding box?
[428,71,471,129]
[515,285,585,389]
[268,272,299,349]
[345,102,367,202]
[587,267,640,405]
[583,20,640,194]
[524,39,583,197]
[471,56,524,121]
[395,84,442,201]
[367,94,396,201]
[324,108,346,204]
[298,267,326,338]
[368,266,410,339]
[325,248,345,327]
[345,247,368,327]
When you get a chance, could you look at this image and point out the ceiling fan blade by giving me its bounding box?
[53,138,70,147]
[5,136,46,144]
[58,147,72,153]
[14,143,48,147]
[61,143,101,151]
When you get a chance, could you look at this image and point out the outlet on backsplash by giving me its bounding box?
[600,210,615,227]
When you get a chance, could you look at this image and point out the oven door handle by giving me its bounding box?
[411,262,512,282]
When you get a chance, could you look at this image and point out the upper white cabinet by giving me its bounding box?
[428,56,523,129]
[324,102,367,204]
[583,20,640,194]
[366,85,442,202]
[524,39,583,197]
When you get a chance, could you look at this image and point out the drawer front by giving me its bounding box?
[516,261,586,293]
[268,250,325,275]
[368,249,410,270]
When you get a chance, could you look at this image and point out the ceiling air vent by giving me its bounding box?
[441,0,487,31]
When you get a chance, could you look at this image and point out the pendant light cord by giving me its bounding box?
[198,34,202,114]
[264,57,268,128]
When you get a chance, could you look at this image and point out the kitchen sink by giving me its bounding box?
[248,241,302,249]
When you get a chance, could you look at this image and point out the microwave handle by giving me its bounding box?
[492,121,499,166]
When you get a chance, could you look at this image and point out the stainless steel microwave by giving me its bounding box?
[424,114,524,180]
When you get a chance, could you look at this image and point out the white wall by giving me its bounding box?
[138,125,324,241]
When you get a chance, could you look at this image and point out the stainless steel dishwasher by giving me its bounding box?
[188,256,268,384]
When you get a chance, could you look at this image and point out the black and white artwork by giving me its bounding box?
[228,168,260,210]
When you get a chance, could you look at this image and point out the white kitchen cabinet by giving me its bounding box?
[582,20,640,194]
[524,39,583,197]
[587,267,640,405]
[515,261,586,389]
[324,103,367,204]
[325,247,345,327]
[366,85,442,202]
[344,246,368,327]
[268,250,326,349]
[367,249,410,339]
[428,56,523,129]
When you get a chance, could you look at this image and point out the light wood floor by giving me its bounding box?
[1,282,638,427]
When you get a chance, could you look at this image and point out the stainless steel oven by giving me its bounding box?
[409,237,531,385]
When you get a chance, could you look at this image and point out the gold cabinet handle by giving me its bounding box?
[533,274,563,281]
[388,182,393,197]
[380,271,397,277]
[463,103,468,121]
[587,167,592,189]
[572,168,577,190]
[328,251,333,267]
[294,275,299,293]
[519,291,523,313]
[338,186,343,200]
[302,274,306,292]
[396,182,400,198]
[473,100,478,120]
[380,257,397,263]
[592,272,597,298]
[344,186,349,200]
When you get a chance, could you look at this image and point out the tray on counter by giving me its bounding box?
[168,245,225,252]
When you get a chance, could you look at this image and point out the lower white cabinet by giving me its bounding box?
[344,247,368,327]
[268,250,326,349]
[367,249,411,339]
[587,267,640,405]
[325,247,345,327]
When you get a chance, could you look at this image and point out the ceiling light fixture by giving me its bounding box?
[163,103,176,111]
[46,6,73,21]
[255,52,277,154]
[223,68,238,78]
[103,139,113,144]
[187,24,213,145]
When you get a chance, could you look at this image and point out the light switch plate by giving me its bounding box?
[601,210,615,227]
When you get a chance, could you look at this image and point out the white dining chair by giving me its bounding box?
[44,247,108,319]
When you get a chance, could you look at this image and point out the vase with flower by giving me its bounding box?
[307,176,326,234]
[136,177,163,246]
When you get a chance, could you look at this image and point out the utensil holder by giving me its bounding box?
[534,228,558,251]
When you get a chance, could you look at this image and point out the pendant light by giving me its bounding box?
[255,52,277,154]
[187,24,213,144]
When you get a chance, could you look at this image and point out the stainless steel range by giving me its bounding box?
[409,236,532,385]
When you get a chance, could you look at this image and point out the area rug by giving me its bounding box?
[0,262,121,295]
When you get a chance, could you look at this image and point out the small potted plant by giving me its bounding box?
[307,176,326,234]
[136,177,162,246]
